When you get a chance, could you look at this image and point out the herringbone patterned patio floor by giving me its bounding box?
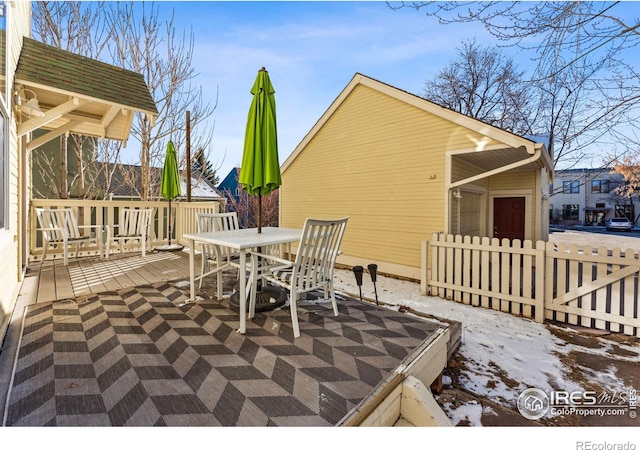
[4,280,443,426]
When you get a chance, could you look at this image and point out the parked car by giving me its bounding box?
[606,217,633,231]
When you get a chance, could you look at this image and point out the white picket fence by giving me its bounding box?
[424,233,640,337]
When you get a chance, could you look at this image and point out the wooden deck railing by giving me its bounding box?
[30,199,222,261]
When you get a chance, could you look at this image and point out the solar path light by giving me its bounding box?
[367,264,379,305]
[352,266,364,302]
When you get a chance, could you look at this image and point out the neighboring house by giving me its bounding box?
[30,132,98,199]
[217,167,241,204]
[0,3,158,341]
[102,163,223,202]
[217,166,279,228]
[280,73,553,280]
[182,173,223,202]
[550,168,629,226]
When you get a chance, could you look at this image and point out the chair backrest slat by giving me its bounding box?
[119,208,152,237]
[293,217,349,291]
[196,212,240,258]
[197,212,239,233]
[36,208,81,241]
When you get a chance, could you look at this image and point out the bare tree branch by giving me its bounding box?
[395,2,640,168]
[32,1,219,200]
[422,38,534,134]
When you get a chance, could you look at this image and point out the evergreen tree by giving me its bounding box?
[192,148,219,186]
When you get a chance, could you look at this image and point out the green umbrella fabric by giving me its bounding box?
[161,141,181,201]
[161,140,181,247]
[239,67,282,197]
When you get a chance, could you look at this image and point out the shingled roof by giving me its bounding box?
[13,36,158,148]
[103,164,222,201]
[15,37,157,115]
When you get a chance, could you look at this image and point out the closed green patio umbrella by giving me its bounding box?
[231,67,285,312]
[239,67,282,233]
[159,140,182,250]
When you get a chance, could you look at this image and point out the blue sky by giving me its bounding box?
[141,1,494,179]
[133,1,640,179]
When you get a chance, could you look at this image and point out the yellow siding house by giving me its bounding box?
[280,73,553,280]
[0,2,32,344]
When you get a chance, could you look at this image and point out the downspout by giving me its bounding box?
[448,147,543,191]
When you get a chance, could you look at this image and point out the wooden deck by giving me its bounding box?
[1,250,456,426]
[25,250,192,303]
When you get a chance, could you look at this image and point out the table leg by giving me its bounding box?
[216,247,223,301]
[238,250,247,334]
[189,239,195,303]
[103,225,111,259]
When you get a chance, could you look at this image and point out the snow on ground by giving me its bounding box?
[331,268,638,422]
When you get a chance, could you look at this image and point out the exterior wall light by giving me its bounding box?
[16,88,45,117]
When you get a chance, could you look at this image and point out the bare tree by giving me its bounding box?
[223,189,279,229]
[32,2,109,199]
[395,2,640,168]
[103,3,217,200]
[609,156,640,222]
[423,38,533,134]
[33,1,109,57]
[32,1,218,200]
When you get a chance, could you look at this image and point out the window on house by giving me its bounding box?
[563,181,579,194]
[562,204,579,220]
[591,180,610,194]
[596,202,606,208]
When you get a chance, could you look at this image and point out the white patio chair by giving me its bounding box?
[36,208,105,266]
[108,208,153,257]
[249,217,349,338]
[196,212,241,290]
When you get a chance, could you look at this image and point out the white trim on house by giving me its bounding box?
[489,190,534,241]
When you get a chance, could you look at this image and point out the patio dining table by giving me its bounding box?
[183,227,302,334]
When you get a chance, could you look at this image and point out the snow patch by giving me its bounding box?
[332,268,636,411]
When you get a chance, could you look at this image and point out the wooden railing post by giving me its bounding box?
[421,239,429,295]
[534,240,545,323]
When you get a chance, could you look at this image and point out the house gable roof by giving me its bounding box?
[282,73,548,172]
[103,164,221,200]
[14,37,158,149]
[217,167,241,191]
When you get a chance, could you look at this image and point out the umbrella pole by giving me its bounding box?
[168,199,172,245]
[257,192,263,290]
[258,193,262,233]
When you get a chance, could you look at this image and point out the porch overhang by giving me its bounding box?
[13,37,158,150]
[448,140,553,190]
